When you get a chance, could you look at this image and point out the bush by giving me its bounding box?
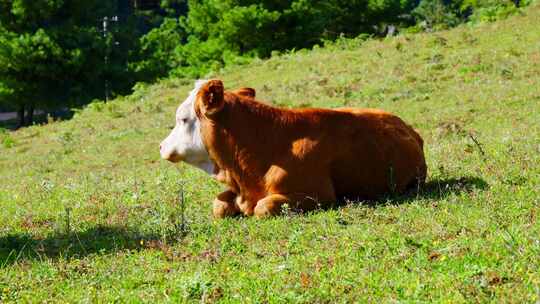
[130,18,185,81]
[133,0,532,80]
[413,0,461,31]
[465,0,522,23]
[136,0,419,78]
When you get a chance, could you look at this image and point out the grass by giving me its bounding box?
[1,4,540,302]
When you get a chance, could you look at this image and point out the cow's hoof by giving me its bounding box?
[213,199,239,218]
[213,191,240,218]
[254,194,290,218]
[253,204,273,218]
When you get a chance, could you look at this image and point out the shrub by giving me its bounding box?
[130,18,185,81]
[465,0,522,23]
[413,0,462,31]
[137,0,419,78]
[1,134,15,149]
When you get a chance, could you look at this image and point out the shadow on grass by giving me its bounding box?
[0,225,182,267]
[383,175,489,205]
[0,109,74,130]
[0,177,488,267]
[330,176,489,209]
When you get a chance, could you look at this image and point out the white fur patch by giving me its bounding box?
[160,80,214,174]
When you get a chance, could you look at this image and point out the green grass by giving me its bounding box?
[1,4,540,302]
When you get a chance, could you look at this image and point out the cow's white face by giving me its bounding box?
[160,80,214,174]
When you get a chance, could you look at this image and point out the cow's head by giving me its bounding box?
[160,79,256,174]
[160,80,214,174]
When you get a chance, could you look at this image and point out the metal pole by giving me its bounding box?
[101,16,118,103]
[102,16,109,102]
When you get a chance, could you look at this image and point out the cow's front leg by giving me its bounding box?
[213,190,241,219]
[253,194,292,218]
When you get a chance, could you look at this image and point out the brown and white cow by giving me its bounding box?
[160,80,427,218]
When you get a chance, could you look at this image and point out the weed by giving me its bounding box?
[1,135,15,148]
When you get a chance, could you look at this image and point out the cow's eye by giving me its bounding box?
[181,118,188,124]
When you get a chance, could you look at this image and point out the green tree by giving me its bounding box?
[129,0,188,80]
[130,17,186,82]
[140,0,418,78]
[0,1,138,127]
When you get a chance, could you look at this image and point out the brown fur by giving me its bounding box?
[197,80,427,218]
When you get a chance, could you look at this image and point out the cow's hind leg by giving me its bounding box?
[213,190,241,219]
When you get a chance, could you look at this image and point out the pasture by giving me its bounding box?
[1,4,540,302]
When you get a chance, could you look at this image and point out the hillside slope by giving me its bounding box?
[1,4,540,302]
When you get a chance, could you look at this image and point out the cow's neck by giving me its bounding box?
[201,96,300,203]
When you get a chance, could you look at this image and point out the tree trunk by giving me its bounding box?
[26,105,35,126]
[16,105,25,129]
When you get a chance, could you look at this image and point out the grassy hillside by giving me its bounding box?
[1,4,540,302]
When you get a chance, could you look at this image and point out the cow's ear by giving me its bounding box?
[200,79,224,116]
[232,87,256,99]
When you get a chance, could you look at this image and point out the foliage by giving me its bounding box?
[464,0,524,22]
[129,18,186,81]
[410,0,526,31]
[412,0,461,31]
[1,4,540,301]
[138,0,532,79]
[130,0,420,79]
[0,0,141,126]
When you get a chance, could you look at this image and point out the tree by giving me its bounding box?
[147,0,418,78]
[0,1,138,127]
[129,0,188,81]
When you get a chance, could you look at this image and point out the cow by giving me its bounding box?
[160,79,427,218]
